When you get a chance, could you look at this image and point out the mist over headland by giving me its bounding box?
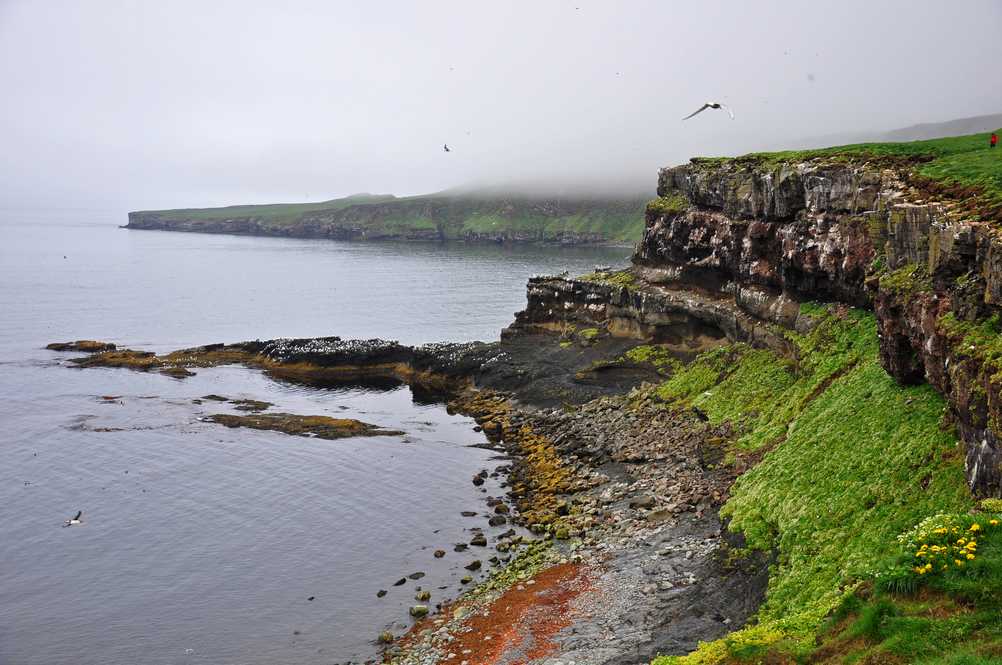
[1,0,1000,211]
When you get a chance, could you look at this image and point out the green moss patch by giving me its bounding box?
[623,345,680,372]
[880,263,932,298]
[646,194,689,216]
[940,312,1002,375]
[577,268,638,288]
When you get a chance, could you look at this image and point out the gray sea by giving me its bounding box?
[0,208,629,665]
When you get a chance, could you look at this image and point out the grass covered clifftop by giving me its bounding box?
[691,129,1002,223]
[137,193,397,224]
[127,190,649,244]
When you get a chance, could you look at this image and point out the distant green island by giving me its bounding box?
[126,190,651,245]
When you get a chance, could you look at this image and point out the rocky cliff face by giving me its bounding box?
[638,160,910,307]
[510,156,1002,496]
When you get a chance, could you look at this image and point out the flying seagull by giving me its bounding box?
[682,102,734,120]
[63,510,82,527]
[443,144,451,152]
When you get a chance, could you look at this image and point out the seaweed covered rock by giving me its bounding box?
[205,412,403,440]
[45,340,117,352]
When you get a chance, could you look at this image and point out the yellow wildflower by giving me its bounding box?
[955,559,965,566]
[990,519,999,526]
[970,523,981,532]
[957,538,967,544]
[966,553,975,560]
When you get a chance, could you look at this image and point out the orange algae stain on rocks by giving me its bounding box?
[443,562,592,665]
[451,391,576,528]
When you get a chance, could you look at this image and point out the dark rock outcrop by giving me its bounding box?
[505,276,794,358]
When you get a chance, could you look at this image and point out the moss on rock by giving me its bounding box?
[879,263,932,298]
[646,194,689,217]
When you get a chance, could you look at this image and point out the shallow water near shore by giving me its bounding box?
[0,208,629,665]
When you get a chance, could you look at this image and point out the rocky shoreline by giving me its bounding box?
[396,388,770,665]
[48,318,771,664]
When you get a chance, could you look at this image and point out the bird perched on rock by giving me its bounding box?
[682,102,734,120]
[443,144,451,152]
[63,510,82,527]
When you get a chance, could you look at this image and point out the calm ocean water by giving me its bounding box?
[0,208,630,665]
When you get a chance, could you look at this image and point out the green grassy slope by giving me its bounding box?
[647,130,1002,663]
[649,306,975,664]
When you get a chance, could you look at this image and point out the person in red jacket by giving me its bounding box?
[992,132,998,148]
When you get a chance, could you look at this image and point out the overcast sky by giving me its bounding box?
[1,0,1000,211]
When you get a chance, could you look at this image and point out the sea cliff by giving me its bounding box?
[517,137,1002,498]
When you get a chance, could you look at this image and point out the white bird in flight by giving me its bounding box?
[63,510,82,527]
[682,102,734,120]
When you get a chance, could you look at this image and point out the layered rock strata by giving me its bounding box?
[510,157,1002,495]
